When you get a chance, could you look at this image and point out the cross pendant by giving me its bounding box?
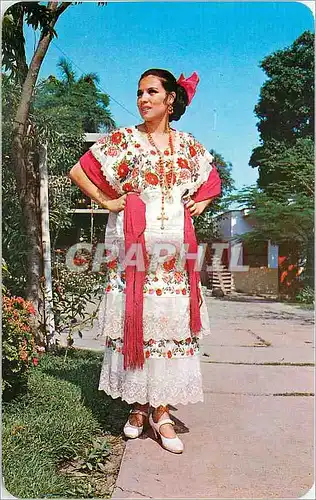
[157,212,169,230]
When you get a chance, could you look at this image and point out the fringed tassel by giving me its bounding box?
[189,274,202,334]
[123,268,145,371]
[184,207,202,336]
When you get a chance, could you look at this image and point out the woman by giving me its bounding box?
[69,68,221,454]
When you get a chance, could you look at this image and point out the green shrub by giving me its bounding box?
[52,254,105,346]
[296,285,314,304]
[2,295,40,400]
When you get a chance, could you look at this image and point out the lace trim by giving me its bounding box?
[97,291,211,341]
[90,140,122,194]
[98,350,204,406]
[188,149,214,197]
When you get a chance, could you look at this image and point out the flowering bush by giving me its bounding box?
[52,256,106,346]
[2,295,39,399]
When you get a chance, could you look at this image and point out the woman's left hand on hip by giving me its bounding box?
[185,199,206,217]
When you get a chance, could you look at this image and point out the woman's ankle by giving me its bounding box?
[133,402,149,412]
[152,405,169,423]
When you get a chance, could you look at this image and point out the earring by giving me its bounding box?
[168,104,173,114]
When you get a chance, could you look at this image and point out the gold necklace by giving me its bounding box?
[145,124,175,230]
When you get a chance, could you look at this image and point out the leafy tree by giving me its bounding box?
[229,186,314,287]
[250,30,314,192]
[229,187,313,250]
[243,31,315,290]
[194,150,235,241]
[2,1,105,316]
[1,73,83,295]
[35,58,115,133]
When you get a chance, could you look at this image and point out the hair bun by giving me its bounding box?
[170,84,188,121]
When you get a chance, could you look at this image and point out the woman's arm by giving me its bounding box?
[69,163,126,213]
[185,197,214,217]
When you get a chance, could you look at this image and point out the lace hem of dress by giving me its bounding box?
[98,349,204,406]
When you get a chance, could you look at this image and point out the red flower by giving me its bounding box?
[180,169,191,181]
[74,257,88,266]
[145,350,150,358]
[135,143,141,148]
[177,158,189,169]
[186,337,191,344]
[156,289,162,296]
[126,128,133,133]
[122,143,128,149]
[150,150,156,155]
[106,285,112,292]
[190,348,194,355]
[111,131,123,144]
[108,146,118,157]
[145,172,159,186]
[97,136,108,145]
[117,162,129,178]
[164,150,170,156]
[27,304,36,315]
[163,257,176,272]
[189,146,197,157]
[107,259,117,269]
[182,289,187,295]
[167,350,172,358]
[123,182,133,192]
[32,357,39,366]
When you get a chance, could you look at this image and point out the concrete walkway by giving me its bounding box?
[61,297,314,498]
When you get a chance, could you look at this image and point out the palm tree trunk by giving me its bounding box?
[11,2,71,315]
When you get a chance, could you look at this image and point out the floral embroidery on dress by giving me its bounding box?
[90,126,214,196]
[104,252,189,297]
[105,336,199,359]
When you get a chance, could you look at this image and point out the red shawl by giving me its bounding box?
[80,149,221,370]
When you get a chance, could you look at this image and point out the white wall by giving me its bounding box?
[216,212,232,238]
[216,210,253,239]
[231,211,253,237]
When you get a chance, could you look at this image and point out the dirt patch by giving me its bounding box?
[58,434,125,498]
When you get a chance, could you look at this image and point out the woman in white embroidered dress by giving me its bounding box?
[69,69,221,454]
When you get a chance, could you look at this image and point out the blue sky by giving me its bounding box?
[24,1,314,190]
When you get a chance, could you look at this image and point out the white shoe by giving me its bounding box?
[123,409,148,439]
[149,413,184,454]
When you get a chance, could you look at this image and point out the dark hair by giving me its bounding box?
[139,68,188,122]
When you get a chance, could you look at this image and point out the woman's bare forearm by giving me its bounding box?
[68,163,111,209]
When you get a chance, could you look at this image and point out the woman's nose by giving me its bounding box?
[139,92,149,103]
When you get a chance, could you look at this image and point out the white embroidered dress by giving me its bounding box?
[87,126,215,407]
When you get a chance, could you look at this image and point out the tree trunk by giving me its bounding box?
[11,2,71,315]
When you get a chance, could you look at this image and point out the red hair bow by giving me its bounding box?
[177,71,200,105]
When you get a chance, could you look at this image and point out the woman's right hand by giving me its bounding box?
[105,195,127,213]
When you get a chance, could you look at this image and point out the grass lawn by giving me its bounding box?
[2,348,129,498]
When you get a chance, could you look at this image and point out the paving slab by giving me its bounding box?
[112,392,314,499]
[111,297,314,499]
[202,345,314,364]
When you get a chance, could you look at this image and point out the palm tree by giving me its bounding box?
[35,57,116,133]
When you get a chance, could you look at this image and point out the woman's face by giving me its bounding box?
[137,75,174,122]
